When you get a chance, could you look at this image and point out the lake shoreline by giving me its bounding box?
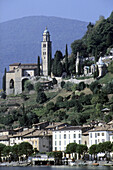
[0,160,113,167]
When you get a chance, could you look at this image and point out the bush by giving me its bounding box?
[24,80,34,92]
[0,92,6,99]
[56,96,63,103]
[63,82,74,91]
[52,78,57,85]
[61,81,65,88]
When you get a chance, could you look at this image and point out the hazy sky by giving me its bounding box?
[0,0,113,23]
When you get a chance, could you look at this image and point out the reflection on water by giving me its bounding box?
[0,166,112,170]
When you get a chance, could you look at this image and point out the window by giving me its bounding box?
[64,140,66,145]
[59,141,61,145]
[95,133,97,138]
[32,141,34,145]
[90,133,92,138]
[59,134,61,139]
[102,133,104,136]
[43,52,46,55]
[79,140,81,144]
[69,134,70,139]
[55,141,57,146]
[55,147,57,151]
[73,134,76,138]
[55,134,57,139]
[74,140,76,143]
[102,139,105,143]
[98,133,100,136]
[35,141,37,146]
[64,134,66,139]
[78,134,81,138]
[95,140,97,144]
[10,79,14,89]
[43,44,46,47]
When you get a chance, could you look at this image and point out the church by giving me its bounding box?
[6,28,52,95]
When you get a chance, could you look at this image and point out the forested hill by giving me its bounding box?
[0,16,88,88]
[71,11,113,58]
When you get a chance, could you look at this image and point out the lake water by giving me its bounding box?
[0,166,112,170]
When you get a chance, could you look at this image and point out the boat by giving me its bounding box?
[92,162,99,166]
[69,161,76,166]
[104,163,113,167]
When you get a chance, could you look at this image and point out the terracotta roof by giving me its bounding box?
[9,128,35,138]
[24,130,52,138]
[53,126,83,131]
[45,122,68,129]
[89,125,113,132]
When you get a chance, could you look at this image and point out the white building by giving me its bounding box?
[89,125,113,147]
[52,126,83,152]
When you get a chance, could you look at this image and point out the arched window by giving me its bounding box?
[10,79,14,89]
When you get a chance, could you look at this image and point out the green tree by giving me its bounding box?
[66,143,77,154]
[108,61,113,73]
[35,82,47,104]
[35,82,42,92]
[61,81,65,88]
[52,151,62,165]
[52,51,63,76]
[11,144,20,161]
[52,78,57,85]
[46,102,55,111]
[65,44,69,74]
[24,80,34,92]
[18,142,33,159]
[2,68,6,92]
[102,141,112,161]
[0,144,6,161]
[76,144,88,160]
[37,56,40,76]
[89,144,98,161]
[3,146,12,161]
[36,91,47,104]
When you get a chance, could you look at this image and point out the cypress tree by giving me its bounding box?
[37,56,40,76]
[65,44,68,75]
[2,68,6,92]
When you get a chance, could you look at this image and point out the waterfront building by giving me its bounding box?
[52,126,83,152]
[88,125,113,147]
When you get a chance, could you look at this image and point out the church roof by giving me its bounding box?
[7,70,15,73]
[9,63,37,66]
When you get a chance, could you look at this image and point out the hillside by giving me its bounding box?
[1,73,113,129]
[71,11,113,58]
[0,16,88,88]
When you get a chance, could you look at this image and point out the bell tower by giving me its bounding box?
[41,27,52,76]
